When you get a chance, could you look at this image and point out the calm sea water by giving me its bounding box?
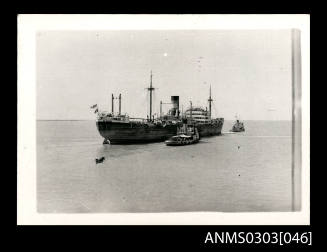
[37,120,292,213]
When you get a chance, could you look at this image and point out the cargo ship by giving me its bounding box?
[95,72,224,144]
[96,72,181,144]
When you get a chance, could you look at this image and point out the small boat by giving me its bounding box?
[165,123,200,146]
[230,119,245,132]
[95,157,105,164]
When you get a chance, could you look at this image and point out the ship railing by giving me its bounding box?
[188,118,212,123]
[129,117,149,123]
[97,113,131,122]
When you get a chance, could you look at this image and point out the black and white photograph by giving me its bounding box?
[17,15,310,225]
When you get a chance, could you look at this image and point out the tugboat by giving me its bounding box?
[230,117,245,132]
[165,116,200,146]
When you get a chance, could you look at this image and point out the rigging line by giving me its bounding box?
[152,90,159,116]
[211,100,218,117]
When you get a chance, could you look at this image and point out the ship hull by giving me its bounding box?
[96,121,178,144]
[195,118,224,137]
[230,128,245,132]
[96,118,224,144]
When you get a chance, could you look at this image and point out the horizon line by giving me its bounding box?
[36,119,293,121]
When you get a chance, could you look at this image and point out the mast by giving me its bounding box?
[160,101,162,118]
[190,101,192,121]
[208,85,213,119]
[118,94,121,115]
[111,93,114,114]
[147,71,155,121]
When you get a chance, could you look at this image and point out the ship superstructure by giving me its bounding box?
[184,86,224,137]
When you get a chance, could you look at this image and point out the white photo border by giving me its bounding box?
[17,14,310,225]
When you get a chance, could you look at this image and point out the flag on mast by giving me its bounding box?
[90,104,97,109]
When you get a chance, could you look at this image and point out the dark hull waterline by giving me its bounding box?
[96,119,224,144]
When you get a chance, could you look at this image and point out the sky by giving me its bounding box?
[37,30,292,120]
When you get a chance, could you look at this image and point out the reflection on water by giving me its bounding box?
[37,120,292,213]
